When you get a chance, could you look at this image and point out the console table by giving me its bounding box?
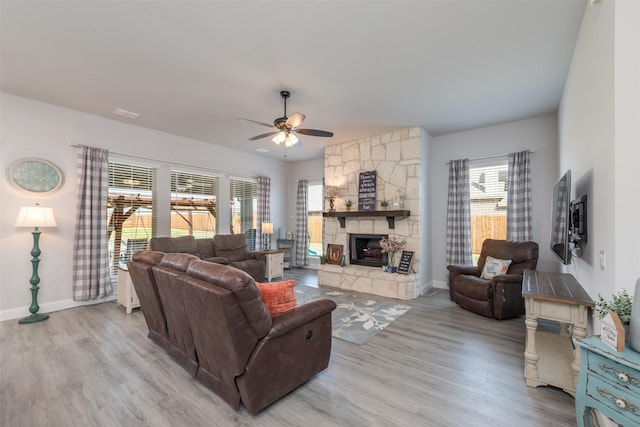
[522,270,594,395]
[575,336,640,426]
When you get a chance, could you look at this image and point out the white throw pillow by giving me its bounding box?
[480,256,513,280]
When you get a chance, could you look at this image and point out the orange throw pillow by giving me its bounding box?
[256,280,297,318]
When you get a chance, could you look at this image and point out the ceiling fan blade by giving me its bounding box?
[286,112,305,128]
[249,131,280,141]
[295,128,334,138]
[238,118,276,129]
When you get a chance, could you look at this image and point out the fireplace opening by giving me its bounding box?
[349,234,388,267]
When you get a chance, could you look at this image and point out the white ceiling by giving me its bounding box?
[1,1,587,162]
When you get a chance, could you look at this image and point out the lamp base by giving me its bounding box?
[18,313,49,324]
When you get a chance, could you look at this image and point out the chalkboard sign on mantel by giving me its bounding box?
[397,250,415,274]
[358,171,377,211]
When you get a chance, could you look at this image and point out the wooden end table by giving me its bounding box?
[522,270,594,395]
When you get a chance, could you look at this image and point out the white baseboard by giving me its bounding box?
[0,294,117,322]
[432,280,447,289]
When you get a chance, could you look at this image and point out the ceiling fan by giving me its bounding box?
[239,90,333,147]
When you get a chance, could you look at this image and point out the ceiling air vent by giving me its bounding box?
[112,108,140,119]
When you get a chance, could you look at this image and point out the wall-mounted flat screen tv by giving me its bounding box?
[550,170,571,265]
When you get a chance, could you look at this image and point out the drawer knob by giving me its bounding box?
[616,399,627,409]
[618,372,630,382]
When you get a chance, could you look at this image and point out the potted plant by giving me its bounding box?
[345,199,353,212]
[379,236,406,273]
[319,254,328,265]
[595,290,633,325]
[379,200,389,210]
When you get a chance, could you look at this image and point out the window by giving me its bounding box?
[171,170,219,238]
[307,182,324,257]
[108,162,154,273]
[230,178,257,250]
[469,160,508,260]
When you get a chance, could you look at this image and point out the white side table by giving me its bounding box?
[117,265,140,314]
[264,250,284,282]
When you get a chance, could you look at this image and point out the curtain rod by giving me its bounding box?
[446,149,534,164]
[67,142,257,179]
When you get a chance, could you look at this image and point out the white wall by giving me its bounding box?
[0,93,288,320]
[559,0,640,304]
[429,115,559,287]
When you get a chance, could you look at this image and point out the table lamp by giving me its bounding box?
[262,222,273,250]
[14,204,57,324]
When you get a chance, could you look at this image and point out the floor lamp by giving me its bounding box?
[14,204,57,324]
[262,222,273,250]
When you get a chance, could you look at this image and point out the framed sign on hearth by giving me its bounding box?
[326,244,344,265]
[397,251,414,274]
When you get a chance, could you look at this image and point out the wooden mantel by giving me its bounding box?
[322,210,410,229]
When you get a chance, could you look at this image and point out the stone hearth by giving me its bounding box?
[318,264,420,300]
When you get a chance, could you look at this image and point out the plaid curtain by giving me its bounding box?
[257,176,270,250]
[295,180,308,266]
[446,159,472,266]
[73,145,113,300]
[507,150,532,241]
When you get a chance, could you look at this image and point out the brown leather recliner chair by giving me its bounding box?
[178,259,337,414]
[447,239,539,320]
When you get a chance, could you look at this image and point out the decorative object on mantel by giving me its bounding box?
[379,236,406,273]
[600,311,625,351]
[14,203,58,324]
[358,171,377,211]
[344,199,353,212]
[295,285,411,345]
[392,190,405,210]
[379,200,389,210]
[325,186,338,213]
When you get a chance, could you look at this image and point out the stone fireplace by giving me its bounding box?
[349,233,388,267]
[318,127,427,300]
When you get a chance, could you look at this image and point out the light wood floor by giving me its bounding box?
[1,268,576,427]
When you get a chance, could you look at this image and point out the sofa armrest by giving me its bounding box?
[491,273,524,284]
[265,299,337,340]
[246,251,267,262]
[236,298,337,414]
[447,265,480,276]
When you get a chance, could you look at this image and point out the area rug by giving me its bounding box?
[295,285,411,345]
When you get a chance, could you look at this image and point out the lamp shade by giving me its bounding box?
[262,222,273,234]
[14,205,57,228]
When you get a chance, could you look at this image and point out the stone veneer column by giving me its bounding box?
[319,127,426,300]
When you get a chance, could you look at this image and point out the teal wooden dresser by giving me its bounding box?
[575,336,640,426]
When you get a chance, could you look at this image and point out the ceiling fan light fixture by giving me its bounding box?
[272,131,286,145]
[284,133,299,147]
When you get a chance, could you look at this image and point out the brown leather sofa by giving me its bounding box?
[128,250,336,414]
[149,234,266,281]
[447,239,539,320]
[126,250,169,350]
